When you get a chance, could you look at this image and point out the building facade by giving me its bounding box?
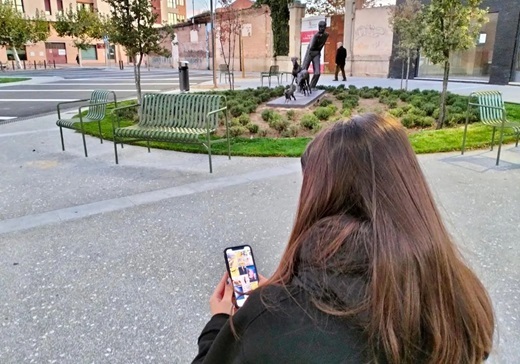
[0,0,187,66]
[389,0,520,85]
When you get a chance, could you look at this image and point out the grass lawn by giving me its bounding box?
[75,97,520,158]
[0,77,30,84]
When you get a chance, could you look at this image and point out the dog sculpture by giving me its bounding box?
[291,57,302,84]
[284,84,297,103]
[296,69,311,97]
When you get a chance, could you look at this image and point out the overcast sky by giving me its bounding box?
[186,0,396,19]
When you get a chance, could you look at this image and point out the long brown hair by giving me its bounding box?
[267,114,494,363]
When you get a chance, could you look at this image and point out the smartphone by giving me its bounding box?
[224,245,259,308]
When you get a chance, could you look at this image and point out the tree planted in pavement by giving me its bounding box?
[421,0,487,129]
[55,6,103,67]
[103,0,174,103]
[0,1,49,69]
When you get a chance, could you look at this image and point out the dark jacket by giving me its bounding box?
[335,46,347,66]
[192,284,368,364]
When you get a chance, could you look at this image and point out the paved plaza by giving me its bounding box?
[0,74,519,363]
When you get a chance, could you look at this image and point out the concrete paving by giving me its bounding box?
[0,78,519,363]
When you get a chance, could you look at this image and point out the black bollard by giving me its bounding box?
[44,60,47,69]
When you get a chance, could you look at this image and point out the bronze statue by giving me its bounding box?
[301,20,329,89]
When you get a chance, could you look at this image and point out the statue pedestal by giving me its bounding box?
[266,89,326,109]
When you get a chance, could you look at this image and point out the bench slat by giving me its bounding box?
[113,93,230,172]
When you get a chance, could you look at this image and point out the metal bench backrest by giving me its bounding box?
[139,93,224,129]
[219,64,229,72]
[269,65,279,75]
[86,90,112,121]
[470,91,505,125]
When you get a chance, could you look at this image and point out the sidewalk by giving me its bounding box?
[0,85,519,363]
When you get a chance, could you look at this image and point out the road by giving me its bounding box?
[0,68,213,121]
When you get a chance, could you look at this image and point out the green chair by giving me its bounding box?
[56,90,117,157]
[462,91,520,165]
[260,65,281,87]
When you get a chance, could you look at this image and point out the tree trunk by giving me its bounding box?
[12,46,22,70]
[437,59,450,130]
[405,49,411,91]
[78,51,83,67]
[134,53,143,105]
[400,58,405,90]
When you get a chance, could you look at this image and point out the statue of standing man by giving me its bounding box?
[301,20,329,89]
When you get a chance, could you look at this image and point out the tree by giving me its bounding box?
[0,1,49,69]
[103,0,174,103]
[306,0,377,16]
[389,0,424,90]
[216,0,241,90]
[55,6,103,67]
[421,0,487,129]
[255,0,290,57]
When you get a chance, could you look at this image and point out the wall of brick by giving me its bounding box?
[215,5,273,72]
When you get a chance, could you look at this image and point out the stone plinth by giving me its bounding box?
[266,89,326,109]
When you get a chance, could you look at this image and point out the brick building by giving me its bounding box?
[389,0,520,85]
[171,0,273,72]
[0,0,187,66]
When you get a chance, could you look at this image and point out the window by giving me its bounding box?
[77,2,94,12]
[167,0,175,8]
[168,13,176,25]
[12,0,24,13]
[57,0,63,15]
[44,0,51,15]
[80,45,97,60]
[178,0,184,5]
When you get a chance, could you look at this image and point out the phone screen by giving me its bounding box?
[224,245,259,308]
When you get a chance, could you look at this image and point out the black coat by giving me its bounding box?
[192,285,368,363]
[336,46,347,66]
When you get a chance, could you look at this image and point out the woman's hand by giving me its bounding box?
[209,272,235,316]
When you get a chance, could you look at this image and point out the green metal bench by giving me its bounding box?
[260,65,281,87]
[462,91,520,165]
[56,90,117,157]
[112,93,230,173]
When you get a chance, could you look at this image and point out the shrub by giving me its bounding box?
[243,101,257,114]
[342,108,352,118]
[319,98,333,107]
[281,125,300,137]
[401,114,417,128]
[230,118,241,127]
[388,108,404,118]
[286,110,296,121]
[335,91,349,101]
[448,113,467,125]
[314,106,335,121]
[360,89,376,99]
[246,123,259,134]
[114,107,138,122]
[342,95,360,109]
[300,113,321,130]
[229,125,248,137]
[419,116,435,127]
[399,92,412,102]
[261,109,275,122]
[238,114,250,126]
[410,96,425,108]
[258,92,271,102]
[387,99,398,108]
[258,129,268,137]
[407,107,427,117]
[421,103,437,116]
[448,105,464,114]
[230,105,247,118]
[433,108,440,119]
[268,114,291,132]
[401,104,413,113]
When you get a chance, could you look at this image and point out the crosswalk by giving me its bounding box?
[0,68,213,119]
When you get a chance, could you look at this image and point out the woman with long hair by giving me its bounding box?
[193,114,494,363]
